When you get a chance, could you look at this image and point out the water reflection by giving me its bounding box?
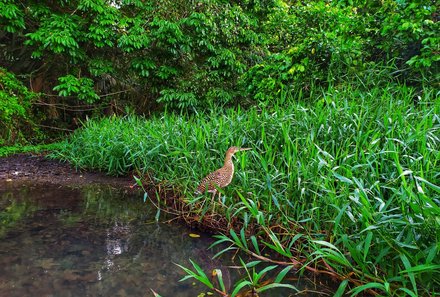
[0,182,220,297]
[0,182,334,297]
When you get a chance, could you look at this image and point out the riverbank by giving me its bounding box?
[0,153,136,190]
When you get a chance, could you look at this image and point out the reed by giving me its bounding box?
[55,84,440,295]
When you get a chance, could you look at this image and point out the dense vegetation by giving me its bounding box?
[1,0,439,295]
[1,0,438,145]
[55,84,440,296]
[0,68,40,145]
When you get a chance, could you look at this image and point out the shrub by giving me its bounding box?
[0,68,40,145]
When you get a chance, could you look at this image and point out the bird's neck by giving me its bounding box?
[223,153,234,168]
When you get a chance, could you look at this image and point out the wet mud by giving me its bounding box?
[0,154,136,190]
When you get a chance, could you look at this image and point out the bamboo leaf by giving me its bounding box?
[349,282,386,295]
[400,254,417,293]
[334,279,348,297]
[257,282,299,293]
[274,265,294,283]
[230,280,252,297]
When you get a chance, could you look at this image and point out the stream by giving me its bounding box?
[0,181,225,297]
[0,181,332,297]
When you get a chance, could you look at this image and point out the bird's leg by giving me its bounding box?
[217,190,222,204]
[211,190,216,212]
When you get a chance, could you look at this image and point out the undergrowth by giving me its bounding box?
[54,84,440,296]
[0,143,63,157]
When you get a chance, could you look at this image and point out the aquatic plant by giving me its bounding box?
[55,83,440,295]
[175,258,298,296]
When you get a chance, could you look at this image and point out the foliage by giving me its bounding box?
[0,68,40,145]
[1,0,266,110]
[0,143,62,157]
[54,84,440,295]
[244,0,439,103]
[380,0,439,73]
[53,75,100,103]
[0,0,25,32]
[2,0,437,114]
[245,1,367,101]
[176,258,298,296]
[1,0,439,293]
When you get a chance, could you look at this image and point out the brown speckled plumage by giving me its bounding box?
[196,146,251,199]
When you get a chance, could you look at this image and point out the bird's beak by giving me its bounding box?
[239,148,252,151]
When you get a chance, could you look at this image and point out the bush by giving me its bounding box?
[0,68,40,145]
[242,0,439,103]
[1,0,437,114]
[380,0,439,82]
[1,0,267,111]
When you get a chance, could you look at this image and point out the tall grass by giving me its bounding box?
[55,84,440,295]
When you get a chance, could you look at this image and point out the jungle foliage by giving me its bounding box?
[0,68,40,145]
[1,0,438,116]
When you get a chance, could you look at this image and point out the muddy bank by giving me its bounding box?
[0,154,136,190]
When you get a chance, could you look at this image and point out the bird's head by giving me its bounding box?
[227,146,252,155]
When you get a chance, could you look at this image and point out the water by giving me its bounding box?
[0,181,225,297]
[0,181,335,297]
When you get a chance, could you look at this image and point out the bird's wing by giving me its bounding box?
[207,170,223,181]
[200,170,220,183]
[197,170,223,191]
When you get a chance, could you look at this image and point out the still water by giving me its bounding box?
[0,181,333,297]
[0,181,226,297]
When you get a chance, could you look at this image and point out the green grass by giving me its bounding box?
[54,84,440,295]
[0,143,63,157]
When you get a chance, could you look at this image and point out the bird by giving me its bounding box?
[196,146,251,201]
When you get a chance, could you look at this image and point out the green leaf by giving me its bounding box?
[175,259,214,289]
[250,235,261,255]
[230,280,252,297]
[274,265,294,283]
[399,264,440,274]
[349,282,386,295]
[399,254,417,293]
[363,231,373,261]
[334,279,348,297]
[240,228,248,250]
[415,176,440,193]
[253,265,278,283]
[213,269,226,292]
[230,229,245,249]
[257,283,299,292]
[397,288,418,297]
[333,172,353,184]
[245,261,261,268]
